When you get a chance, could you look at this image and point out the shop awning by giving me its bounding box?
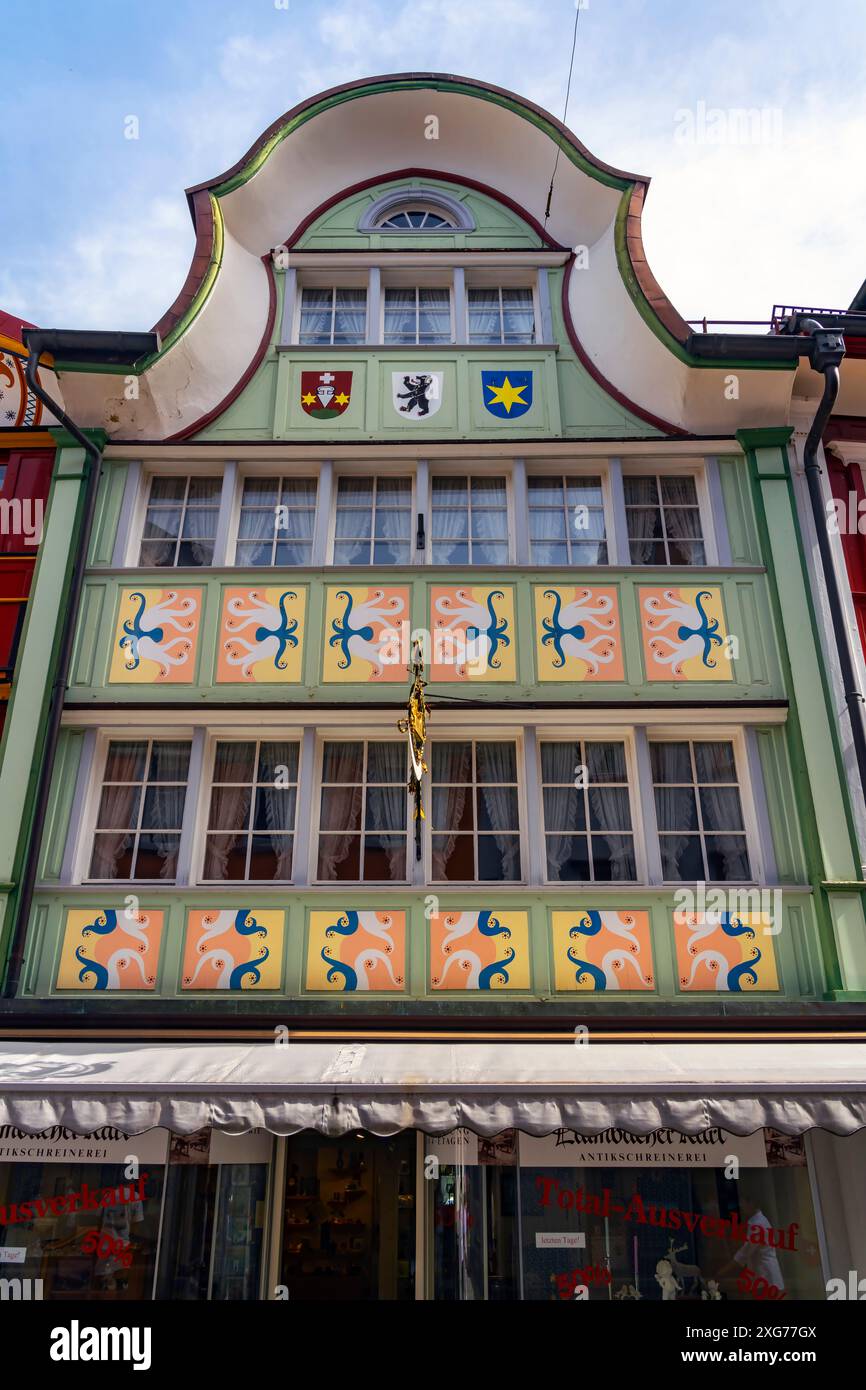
[1,1040,865,1138]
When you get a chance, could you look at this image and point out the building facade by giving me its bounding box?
[1,75,865,1304]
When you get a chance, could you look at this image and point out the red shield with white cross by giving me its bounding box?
[300,370,352,419]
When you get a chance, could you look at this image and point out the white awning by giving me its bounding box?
[1,1040,865,1138]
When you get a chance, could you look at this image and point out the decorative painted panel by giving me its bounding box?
[56,907,164,991]
[550,909,654,991]
[109,587,201,684]
[181,908,284,990]
[216,586,306,683]
[534,586,623,681]
[640,586,732,682]
[430,586,517,682]
[673,911,779,992]
[322,585,409,682]
[306,909,406,992]
[429,908,529,990]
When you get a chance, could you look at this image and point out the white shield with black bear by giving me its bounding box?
[391,371,444,420]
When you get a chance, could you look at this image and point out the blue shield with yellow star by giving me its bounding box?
[481,370,533,419]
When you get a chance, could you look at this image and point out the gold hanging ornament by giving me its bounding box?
[398,640,428,861]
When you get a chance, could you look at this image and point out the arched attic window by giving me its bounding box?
[358,189,476,234]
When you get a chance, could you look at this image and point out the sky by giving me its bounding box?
[2,0,865,332]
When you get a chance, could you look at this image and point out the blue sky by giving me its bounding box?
[2,0,864,331]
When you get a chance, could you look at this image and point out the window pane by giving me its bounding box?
[282,478,318,505]
[660,475,699,506]
[531,541,569,565]
[543,786,586,833]
[252,787,296,833]
[103,741,147,783]
[177,539,214,566]
[275,542,313,565]
[373,540,410,564]
[321,740,364,782]
[432,834,474,881]
[336,476,374,502]
[472,542,508,564]
[431,785,473,832]
[668,539,706,565]
[629,539,666,565]
[366,787,404,831]
[699,787,745,832]
[587,786,631,832]
[585,742,627,783]
[335,508,373,539]
[529,510,567,541]
[623,477,659,506]
[432,541,469,564]
[213,742,256,783]
[363,835,406,881]
[654,786,698,832]
[249,835,294,880]
[187,477,222,504]
[141,785,186,831]
[149,477,187,503]
[366,741,404,782]
[149,742,191,782]
[134,834,180,880]
[203,834,248,881]
[333,540,372,565]
[476,785,519,831]
[258,742,298,784]
[471,509,507,541]
[546,835,590,882]
[90,833,133,879]
[476,742,516,782]
[650,742,692,783]
[591,834,637,881]
[319,787,362,833]
[96,784,140,830]
[143,509,181,540]
[432,477,468,505]
[377,477,412,504]
[241,477,280,506]
[431,741,472,782]
[208,786,252,832]
[317,836,360,881]
[705,836,751,880]
[565,477,604,507]
[540,742,580,782]
[478,835,521,880]
[659,834,704,880]
[375,509,411,539]
[694,742,737,782]
[139,539,176,566]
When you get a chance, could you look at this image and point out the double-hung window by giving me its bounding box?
[235,477,317,566]
[624,473,706,565]
[540,740,636,881]
[528,475,608,565]
[89,740,191,881]
[431,740,521,881]
[431,475,509,564]
[333,476,413,564]
[139,476,221,567]
[467,286,536,344]
[299,287,367,346]
[203,740,299,881]
[651,739,751,881]
[384,287,452,344]
[316,740,408,881]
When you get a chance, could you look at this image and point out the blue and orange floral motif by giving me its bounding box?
[181,909,283,991]
[430,909,529,990]
[534,586,623,681]
[322,586,409,683]
[430,586,517,682]
[640,587,732,681]
[306,910,406,992]
[217,587,306,683]
[674,911,778,992]
[551,909,653,991]
[56,908,164,991]
[109,588,200,684]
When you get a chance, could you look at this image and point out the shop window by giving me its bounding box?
[430,740,522,882]
[429,1128,826,1301]
[298,287,367,346]
[235,477,317,566]
[467,286,536,344]
[540,740,636,881]
[139,475,221,567]
[624,473,706,565]
[280,1132,416,1300]
[89,739,191,881]
[431,475,509,564]
[384,287,452,344]
[156,1157,268,1301]
[332,475,412,564]
[202,740,299,882]
[650,739,751,881]
[316,740,408,882]
[0,1161,165,1299]
[528,474,608,565]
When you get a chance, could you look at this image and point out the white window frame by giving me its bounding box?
[310,734,411,886]
[534,729,645,885]
[125,462,228,569]
[426,733,527,887]
[465,282,539,346]
[294,284,368,347]
[229,470,320,568]
[328,470,416,567]
[428,465,514,565]
[646,726,763,885]
[194,733,303,885]
[525,466,613,567]
[620,460,718,567]
[77,731,194,886]
[381,284,455,346]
